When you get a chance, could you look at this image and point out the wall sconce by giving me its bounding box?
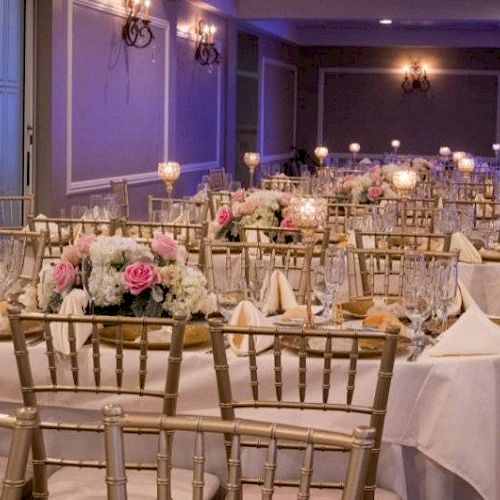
[195,20,220,72]
[402,61,430,93]
[123,0,154,49]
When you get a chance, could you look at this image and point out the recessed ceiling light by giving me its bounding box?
[379,19,393,25]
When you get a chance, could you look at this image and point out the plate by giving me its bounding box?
[0,320,44,341]
[280,332,411,358]
[99,321,210,350]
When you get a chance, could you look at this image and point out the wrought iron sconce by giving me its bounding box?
[402,61,430,93]
[195,20,220,71]
[122,0,154,49]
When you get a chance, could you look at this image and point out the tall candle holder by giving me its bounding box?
[457,156,475,181]
[158,162,181,199]
[391,140,401,155]
[243,152,260,190]
[393,168,417,233]
[314,146,329,167]
[349,143,361,164]
[289,196,327,328]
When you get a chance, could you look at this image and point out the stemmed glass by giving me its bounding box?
[431,257,458,334]
[322,248,346,325]
[216,278,248,322]
[312,267,327,323]
[402,253,432,360]
[249,260,270,311]
[0,239,22,300]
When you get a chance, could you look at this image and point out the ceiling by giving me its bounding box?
[195,0,500,46]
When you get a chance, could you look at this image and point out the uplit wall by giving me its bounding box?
[295,46,500,157]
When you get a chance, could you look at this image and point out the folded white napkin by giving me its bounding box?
[51,289,92,355]
[228,300,273,356]
[450,232,482,263]
[261,270,298,316]
[359,157,371,165]
[25,214,68,242]
[429,304,500,356]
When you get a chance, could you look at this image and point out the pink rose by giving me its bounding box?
[216,205,233,226]
[280,216,294,229]
[122,262,160,295]
[231,189,246,203]
[53,261,77,293]
[61,245,81,265]
[151,232,177,260]
[367,186,383,201]
[238,200,257,216]
[279,192,292,207]
[75,235,96,255]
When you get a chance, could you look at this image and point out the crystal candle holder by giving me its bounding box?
[244,152,260,189]
[393,168,417,198]
[314,146,329,166]
[458,157,475,180]
[158,161,181,196]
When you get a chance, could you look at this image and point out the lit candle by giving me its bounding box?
[391,140,400,149]
[393,168,417,197]
[439,146,451,157]
[457,157,475,175]
[349,143,361,154]
[158,161,181,195]
[452,151,466,164]
[209,25,216,43]
[314,146,329,166]
[144,0,151,19]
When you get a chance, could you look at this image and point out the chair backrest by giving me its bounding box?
[443,200,500,226]
[103,404,376,500]
[208,168,227,192]
[346,246,459,300]
[354,230,452,252]
[396,200,437,232]
[0,407,37,500]
[261,176,303,192]
[208,319,400,497]
[0,229,46,293]
[0,196,35,229]
[110,180,129,218]
[147,195,208,223]
[207,190,232,220]
[27,216,119,259]
[241,225,331,264]
[8,311,187,498]
[203,239,312,304]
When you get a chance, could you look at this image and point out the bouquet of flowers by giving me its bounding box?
[334,164,399,204]
[38,233,210,318]
[213,189,294,241]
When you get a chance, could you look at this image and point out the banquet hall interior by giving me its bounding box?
[0,0,500,499]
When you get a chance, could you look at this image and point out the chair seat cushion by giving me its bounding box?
[242,484,400,499]
[46,466,220,499]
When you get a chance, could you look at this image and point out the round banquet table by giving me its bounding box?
[0,335,495,499]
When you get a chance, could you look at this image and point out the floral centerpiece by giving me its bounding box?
[333,164,400,204]
[213,189,294,241]
[38,233,210,319]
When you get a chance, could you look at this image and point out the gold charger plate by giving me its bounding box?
[341,299,400,318]
[99,321,210,350]
[0,320,44,341]
[281,334,411,358]
[479,249,500,262]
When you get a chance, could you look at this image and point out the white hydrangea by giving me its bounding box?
[163,265,208,317]
[90,236,152,267]
[246,190,281,212]
[88,265,125,307]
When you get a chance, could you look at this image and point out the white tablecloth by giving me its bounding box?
[459,262,500,316]
[0,335,496,499]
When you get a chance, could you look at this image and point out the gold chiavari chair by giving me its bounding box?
[0,230,47,298]
[0,407,37,500]
[261,176,303,192]
[207,190,232,220]
[203,239,312,304]
[0,196,35,229]
[443,200,500,226]
[27,216,119,259]
[208,319,400,499]
[103,404,376,500]
[8,312,220,499]
[327,203,373,234]
[433,180,495,201]
[395,201,436,232]
[109,180,129,218]
[208,168,227,192]
[354,230,452,252]
[147,195,209,223]
[240,225,331,263]
[346,247,459,301]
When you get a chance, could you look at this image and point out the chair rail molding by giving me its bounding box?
[66,0,170,194]
[259,57,297,162]
[317,66,500,146]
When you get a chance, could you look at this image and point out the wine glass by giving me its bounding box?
[432,257,458,334]
[323,248,346,325]
[249,260,270,311]
[312,267,327,323]
[402,268,432,360]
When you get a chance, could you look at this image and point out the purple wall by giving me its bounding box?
[296,46,500,157]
